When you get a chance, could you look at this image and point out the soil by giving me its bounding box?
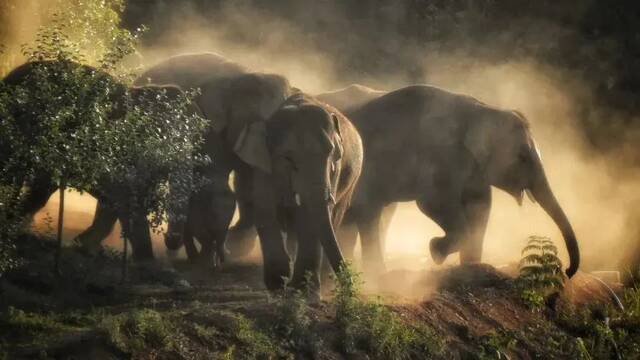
[0,235,625,359]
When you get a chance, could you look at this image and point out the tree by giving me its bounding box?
[1,0,208,276]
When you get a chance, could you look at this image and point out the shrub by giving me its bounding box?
[518,236,565,310]
[100,309,172,355]
[274,277,321,355]
[332,263,444,359]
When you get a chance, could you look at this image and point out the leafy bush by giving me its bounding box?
[100,309,173,355]
[518,236,565,310]
[274,277,321,355]
[332,263,444,359]
[0,0,208,275]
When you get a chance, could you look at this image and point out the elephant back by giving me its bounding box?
[316,84,387,113]
[134,52,247,90]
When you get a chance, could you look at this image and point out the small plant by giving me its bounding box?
[2,307,68,337]
[478,330,518,359]
[274,274,321,355]
[100,308,173,355]
[518,236,565,310]
[231,312,280,359]
[332,263,444,359]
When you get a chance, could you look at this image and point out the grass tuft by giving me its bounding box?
[332,263,444,359]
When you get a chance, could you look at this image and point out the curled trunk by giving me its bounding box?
[530,160,580,277]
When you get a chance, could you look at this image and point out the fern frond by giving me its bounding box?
[521,244,542,255]
[541,244,558,255]
[520,254,544,266]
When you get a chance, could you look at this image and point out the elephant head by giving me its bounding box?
[240,93,347,281]
[464,108,579,277]
[198,72,295,143]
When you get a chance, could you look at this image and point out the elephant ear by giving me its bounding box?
[233,121,272,173]
[463,117,497,169]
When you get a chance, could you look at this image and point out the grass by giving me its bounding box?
[273,284,322,356]
[99,308,173,355]
[332,263,444,359]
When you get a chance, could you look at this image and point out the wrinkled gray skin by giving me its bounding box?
[78,52,296,269]
[342,85,579,278]
[1,61,198,262]
[315,84,387,113]
[227,83,580,279]
[244,93,363,291]
[227,84,390,257]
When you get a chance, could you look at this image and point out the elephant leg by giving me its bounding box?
[119,213,154,262]
[21,174,56,219]
[193,182,235,269]
[285,230,298,262]
[336,209,358,260]
[74,201,118,253]
[182,223,198,262]
[253,173,290,291]
[290,207,321,293]
[378,203,398,258]
[416,196,470,265]
[227,168,258,257]
[353,204,387,276]
[459,185,492,264]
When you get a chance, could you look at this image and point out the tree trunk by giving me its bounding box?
[121,213,130,283]
[54,179,65,274]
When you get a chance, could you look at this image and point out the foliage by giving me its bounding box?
[332,263,444,359]
[0,185,22,276]
[99,308,173,355]
[477,330,518,360]
[273,275,321,355]
[102,86,208,233]
[0,0,208,271]
[231,312,280,359]
[2,307,69,337]
[517,236,565,311]
[0,0,138,76]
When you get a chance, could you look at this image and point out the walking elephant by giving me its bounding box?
[237,93,363,292]
[226,83,391,258]
[340,85,579,277]
[1,60,202,262]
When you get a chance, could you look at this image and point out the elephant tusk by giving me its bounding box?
[525,189,536,203]
[295,193,302,206]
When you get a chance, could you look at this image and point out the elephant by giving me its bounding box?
[122,53,295,269]
[1,60,202,262]
[238,92,363,292]
[315,83,387,113]
[226,83,391,258]
[337,84,579,278]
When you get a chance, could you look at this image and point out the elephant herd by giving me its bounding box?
[2,52,580,294]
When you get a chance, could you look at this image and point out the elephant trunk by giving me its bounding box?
[302,185,345,274]
[530,159,580,278]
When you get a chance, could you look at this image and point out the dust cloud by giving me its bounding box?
[6,1,640,291]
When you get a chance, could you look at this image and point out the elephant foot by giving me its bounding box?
[429,236,451,265]
[263,261,291,291]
